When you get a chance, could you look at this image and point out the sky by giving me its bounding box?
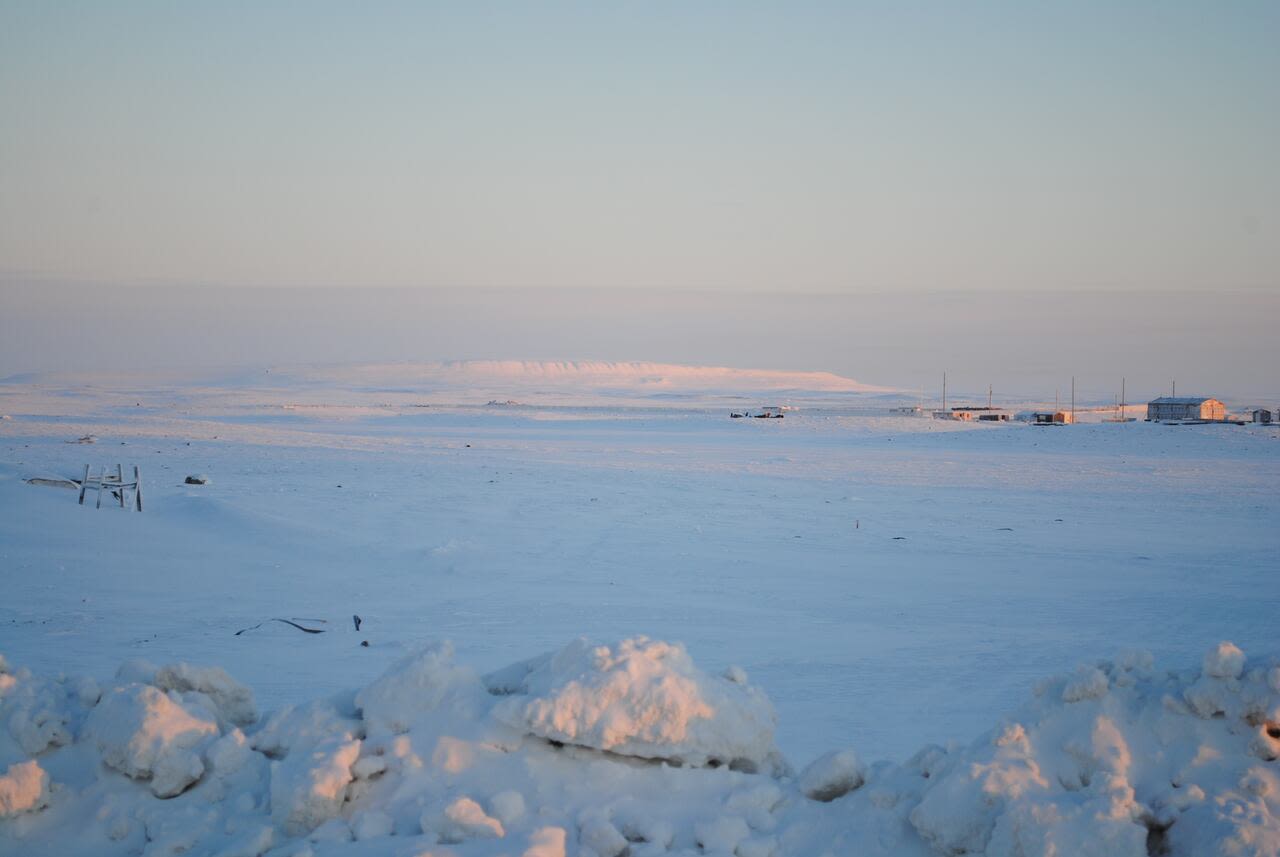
[1,3,1277,396]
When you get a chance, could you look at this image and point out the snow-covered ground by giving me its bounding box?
[1,364,1277,855]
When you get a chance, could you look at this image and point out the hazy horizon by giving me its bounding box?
[3,279,1275,403]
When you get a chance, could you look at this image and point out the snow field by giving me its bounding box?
[2,371,1278,853]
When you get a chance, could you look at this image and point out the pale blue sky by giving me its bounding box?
[2,1,1277,292]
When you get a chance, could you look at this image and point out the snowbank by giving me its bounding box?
[1,639,1278,856]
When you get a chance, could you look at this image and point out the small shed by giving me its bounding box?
[1146,397,1225,422]
[1032,411,1073,425]
[1252,409,1273,424]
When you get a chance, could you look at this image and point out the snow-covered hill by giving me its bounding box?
[269,361,897,397]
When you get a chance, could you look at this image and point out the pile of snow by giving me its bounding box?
[0,761,49,818]
[2,638,1278,856]
[84,684,220,798]
[489,637,781,771]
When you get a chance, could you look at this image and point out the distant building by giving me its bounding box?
[1031,411,1073,425]
[1146,397,1226,422]
[932,407,1012,422]
[890,406,924,415]
[1252,409,1273,424]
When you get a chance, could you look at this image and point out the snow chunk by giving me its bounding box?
[355,641,487,735]
[1184,676,1235,719]
[1,672,75,755]
[351,753,386,780]
[0,760,50,817]
[694,815,751,853]
[614,809,675,850]
[206,729,252,776]
[85,684,219,797]
[270,736,361,836]
[492,637,778,768]
[910,723,1051,854]
[351,809,394,840]
[212,824,274,857]
[737,836,780,857]
[797,749,866,802]
[1110,650,1155,687]
[524,826,567,857]
[1115,649,1154,674]
[424,795,505,843]
[489,789,526,826]
[1062,665,1109,702]
[726,781,785,830]
[154,663,257,727]
[1204,641,1246,680]
[578,816,627,857]
[251,698,359,760]
[986,795,1148,857]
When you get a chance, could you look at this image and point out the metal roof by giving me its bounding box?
[1148,397,1216,405]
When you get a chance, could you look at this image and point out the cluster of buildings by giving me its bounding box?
[925,396,1275,426]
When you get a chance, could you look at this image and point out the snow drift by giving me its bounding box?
[1,639,1278,856]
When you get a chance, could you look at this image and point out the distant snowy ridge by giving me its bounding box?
[2,639,1278,855]
[284,360,897,395]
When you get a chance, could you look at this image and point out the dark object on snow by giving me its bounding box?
[892,536,907,540]
[353,614,362,631]
[361,640,369,647]
[235,618,327,636]
[184,475,207,485]
[26,477,80,490]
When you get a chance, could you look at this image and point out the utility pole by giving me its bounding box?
[1071,376,1076,424]
[942,372,947,411]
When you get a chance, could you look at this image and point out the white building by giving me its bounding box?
[1146,397,1226,422]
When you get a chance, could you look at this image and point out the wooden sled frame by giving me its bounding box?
[78,464,143,511]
